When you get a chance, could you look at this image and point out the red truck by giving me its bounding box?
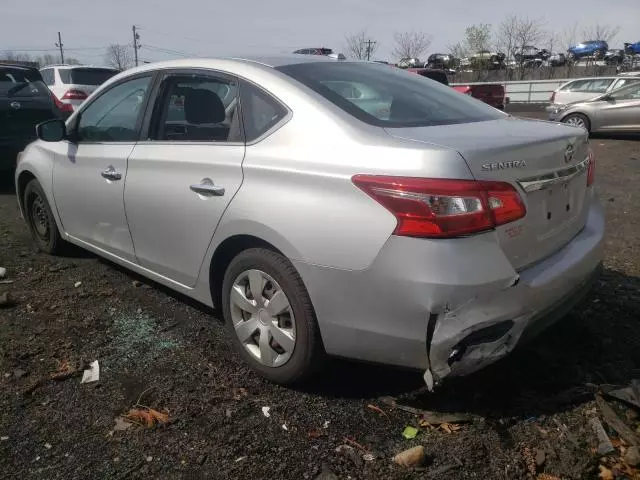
[452,84,508,110]
[405,68,508,110]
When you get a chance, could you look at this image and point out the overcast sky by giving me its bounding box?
[2,0,639,65]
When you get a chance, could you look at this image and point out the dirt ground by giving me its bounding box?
[1,122,639,480]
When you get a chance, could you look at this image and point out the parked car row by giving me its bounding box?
[15,54,603,388]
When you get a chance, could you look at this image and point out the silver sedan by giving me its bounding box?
[16,56,604,387]
[549,81,640,133]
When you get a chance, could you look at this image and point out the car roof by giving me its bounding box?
[0,63,38,72]
[44,65,119,71]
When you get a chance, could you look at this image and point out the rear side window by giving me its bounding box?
[40,68,55,86]
[240,82,288,141]
[277,62,502,128]
[563,79,613,92]
[61,68,117,85]
[0,67,49,97]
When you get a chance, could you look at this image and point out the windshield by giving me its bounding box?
[0,66,49,97]
[276,62,503,128]
[60,68,118,85]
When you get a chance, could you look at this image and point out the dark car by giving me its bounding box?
[513,46,551,64]
[406,68,449,85]
[1,64,63,171]
[425,53,459,70]
[293,47,334,56]
[604,49,626,65]
[548,52,567,66]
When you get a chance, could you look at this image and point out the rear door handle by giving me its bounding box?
[190,180,225,196]
[101,166,122,181]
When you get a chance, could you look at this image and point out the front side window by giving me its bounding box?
[151,73,239,142]
[277,62,503,128]
[77,75,151,142]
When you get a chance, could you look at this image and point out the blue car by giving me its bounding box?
[624,42,640,55]
[567,40,609,60]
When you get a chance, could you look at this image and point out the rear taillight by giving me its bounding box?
[352,176,526,238]
[52,94,74,114]
[62,89,88,100]
[587,148,596,186]
[550,91,556,103]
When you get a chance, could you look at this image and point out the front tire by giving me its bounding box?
[562,113,591,133]
[23,179,64,254]
[221,248,325,384]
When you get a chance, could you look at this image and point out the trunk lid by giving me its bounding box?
[385,117,591,270]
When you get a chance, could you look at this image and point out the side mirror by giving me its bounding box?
[36,119,66,142]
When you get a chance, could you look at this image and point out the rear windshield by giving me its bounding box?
[277,62,502,128]
[0,66,49,97]
[60,68,117,85]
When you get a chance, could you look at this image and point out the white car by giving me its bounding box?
[546,75,640,111]
[39,65,119,111]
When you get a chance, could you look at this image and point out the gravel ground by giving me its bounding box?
[0,118,639,480]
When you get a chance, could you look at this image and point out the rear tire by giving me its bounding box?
[23,179,64,254]
[562,113,591,133]
[221,248,325,384]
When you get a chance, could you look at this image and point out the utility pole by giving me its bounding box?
[55,32,64,64]
[132,25,140,67]
[364,39,377,61]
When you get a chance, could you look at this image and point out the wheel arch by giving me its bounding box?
[560,111,592,131]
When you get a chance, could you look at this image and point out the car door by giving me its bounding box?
[124,70,245,287]
[52,74,154,262]
[594,82,640,131]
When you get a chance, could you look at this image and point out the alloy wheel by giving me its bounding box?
[229,269,296,368]
[564,116,587,129]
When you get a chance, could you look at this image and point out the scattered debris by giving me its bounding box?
[0,267,6,278]
[590,417,615,455]
[402,425,419,439]
[523,447,537,476]
[232,387,248,400]
[379,396,473,424]
[367,404,388,418]
[51,359,76,380]
[604,383,640,410]
[125,408,169,428]
[624,446,640,467]
[439,423,462,434]
[282,423,288,431]
[80,360,100,384]
[44,443,52,450]
[74,281,82,288]
[598,465,614,480]
[13,368,28,380]
[336,444,364,468]
[308,429,322,439]
[110,416,133,434]
[535,449,546,468]
[363,453,375,462]
[235,456,247,462]
[596,394,639,446]
[146,456,153,462]
[343,436,369,452]
[1,436,8,441]
[0,280,13,285]
[0,291,15,307]
[261,406,271,418]
[323,420,330,429]
[392,445,426,468]
[132,280,142,288]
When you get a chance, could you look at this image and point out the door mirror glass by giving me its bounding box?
[36,119,66,142]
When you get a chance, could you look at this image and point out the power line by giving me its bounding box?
[142,44,196,57]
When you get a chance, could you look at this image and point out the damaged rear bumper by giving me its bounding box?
[294,195,604,384]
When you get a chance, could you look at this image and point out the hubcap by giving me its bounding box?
[565,116,586,129]
[230,269,296,368]
[30,194,50,239]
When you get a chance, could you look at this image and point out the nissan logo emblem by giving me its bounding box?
[10,101,21,110]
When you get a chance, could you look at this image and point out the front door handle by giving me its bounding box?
[101,166,122,181]
[190,179,225,196]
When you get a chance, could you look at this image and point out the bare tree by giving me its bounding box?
[582,24,621,43]
[105,44,133,71]
[393,31,432,61]
[496,15,519,63]
[464,24,492,54]
[345,30,378,60]
[447,42,467,59]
